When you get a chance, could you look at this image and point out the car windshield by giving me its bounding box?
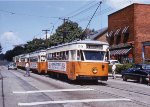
[135,65,142,69]
[135,65,150,70]
[9,63,16,66]
[83,51,105,60]
[145,65,150,69]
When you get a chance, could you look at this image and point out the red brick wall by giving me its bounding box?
[108,4,134,44]
[108,4,150,64]
[134,4,150,63]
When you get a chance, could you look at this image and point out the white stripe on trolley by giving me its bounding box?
[13,88,94,94]
[18,98,131,106]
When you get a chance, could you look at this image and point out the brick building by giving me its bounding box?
[107,3,150,64]
[89,27,108,42]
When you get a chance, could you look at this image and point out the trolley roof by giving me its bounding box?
[29,49,46,57]
[47,39,108,50]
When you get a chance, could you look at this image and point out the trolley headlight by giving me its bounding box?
[92,67,98,74]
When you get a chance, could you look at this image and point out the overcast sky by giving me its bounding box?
[0,0,149,53]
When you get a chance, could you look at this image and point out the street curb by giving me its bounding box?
[108,73,122,78]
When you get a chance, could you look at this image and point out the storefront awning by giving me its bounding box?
[114,28,121,36]
[110,48,131,56]
[107,31,113,37]
[122,26,129,34]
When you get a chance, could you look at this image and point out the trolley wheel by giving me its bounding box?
[68,79,75,84]
[92,79,98,83]
[38,70,41,74]
[123,75,127,81]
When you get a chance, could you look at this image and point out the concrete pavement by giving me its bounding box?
[1,65,150,107]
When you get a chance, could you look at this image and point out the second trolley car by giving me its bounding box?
[29,50,47,73]
[17,54,29,69]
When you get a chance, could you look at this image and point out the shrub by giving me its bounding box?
[108,63,134,74]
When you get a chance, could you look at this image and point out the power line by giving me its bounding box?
[0,9,59,19]
[68,2,99,18]
[74,0,131,23]
[64,1,97,17]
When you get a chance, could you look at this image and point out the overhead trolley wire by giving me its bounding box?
[74,0,132,23]
[64,1,97,17]
[68,2,99,18]
[0,9,59,19]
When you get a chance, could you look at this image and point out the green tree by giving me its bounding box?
[4,21,84,60]
[25,38,46,53]
[50,20,83,44]
[12,46,25,56]
[4,46,25,61]
[4,50,13,61]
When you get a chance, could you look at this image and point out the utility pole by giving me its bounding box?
[42,29,50,48]
[59,17,69,43]
[42,29,50,40]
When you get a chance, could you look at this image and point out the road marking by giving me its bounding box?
[13,88,94,94]
[18,98,131,106]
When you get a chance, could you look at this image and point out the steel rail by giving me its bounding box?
[0,68,5,107]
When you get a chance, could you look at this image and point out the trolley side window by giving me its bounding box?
[84,51,105,60]
[47,53,52,60]
[47,51,69,61]
[21,58,25,62]
[25,58,29,62]
[30,57,38,62]
[16,58,19,62]
[77,50,84,61]
[71,50,76,61]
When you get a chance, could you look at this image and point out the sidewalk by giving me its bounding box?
[108,73,122,78]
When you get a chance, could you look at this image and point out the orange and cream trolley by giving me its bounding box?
[46,40,109,81]
[29,50,47,73]
[13,55,20,66]
[17,54,29,69]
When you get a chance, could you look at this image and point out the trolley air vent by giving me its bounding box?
[86,45,103,49]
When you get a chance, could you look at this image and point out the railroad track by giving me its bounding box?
[84,81,150,107]
[0,67,5,107]
[10,68,150,107]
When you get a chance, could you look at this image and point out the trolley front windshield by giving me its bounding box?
[83,51,105,61]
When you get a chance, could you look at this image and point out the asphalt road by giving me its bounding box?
[0,65,150,107]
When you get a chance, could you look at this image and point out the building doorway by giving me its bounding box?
[142,41,150,63]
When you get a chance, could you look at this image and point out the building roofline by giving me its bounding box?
[108,3,150,17]
[94,28,108,40]
[89,27,108,40]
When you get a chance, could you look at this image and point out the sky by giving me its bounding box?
[0,0,149,53]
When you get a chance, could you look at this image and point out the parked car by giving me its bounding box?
[121,64,150,84]
[8,63,17,70]
[107,60,121,65]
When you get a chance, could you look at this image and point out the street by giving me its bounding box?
[0,65,150,107]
